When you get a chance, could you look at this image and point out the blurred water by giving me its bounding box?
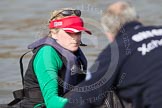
[0,0,162,104]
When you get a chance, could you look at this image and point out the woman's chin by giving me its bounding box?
[69,47,79,52]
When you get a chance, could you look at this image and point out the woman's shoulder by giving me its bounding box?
[39,45,58,54]
[34,45,63,68]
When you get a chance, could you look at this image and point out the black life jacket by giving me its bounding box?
[8,37,87,108]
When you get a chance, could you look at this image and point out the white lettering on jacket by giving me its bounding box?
[137,39,162,55]
[132,29,162,42]
[131,28,162,55]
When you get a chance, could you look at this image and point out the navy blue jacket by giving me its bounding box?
[64,21,162,108]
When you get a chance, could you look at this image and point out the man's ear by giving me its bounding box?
[105,32,115,43]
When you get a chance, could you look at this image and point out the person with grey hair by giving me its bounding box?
[101,1,138,43]
[64,1,162,108]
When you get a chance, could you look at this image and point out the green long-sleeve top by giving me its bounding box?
[33,45,68,108]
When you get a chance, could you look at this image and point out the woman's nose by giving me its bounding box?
[71,34,81,40]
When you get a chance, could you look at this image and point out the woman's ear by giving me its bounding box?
[50,29,58,39]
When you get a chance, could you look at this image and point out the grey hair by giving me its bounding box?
[101,1,138,36]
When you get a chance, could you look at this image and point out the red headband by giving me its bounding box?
[49,16,91,35]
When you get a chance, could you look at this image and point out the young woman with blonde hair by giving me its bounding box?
[7,8,91,108]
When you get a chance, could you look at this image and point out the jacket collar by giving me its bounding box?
[117,21,143,36]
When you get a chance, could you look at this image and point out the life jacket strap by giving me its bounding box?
[19,50,32,86]
[8,89,23,106]
[8,88,43,106]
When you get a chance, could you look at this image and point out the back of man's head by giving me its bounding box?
[101,1,138,36]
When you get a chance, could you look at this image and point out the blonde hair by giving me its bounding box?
[48,8,77,35]
[101,1,138,36]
